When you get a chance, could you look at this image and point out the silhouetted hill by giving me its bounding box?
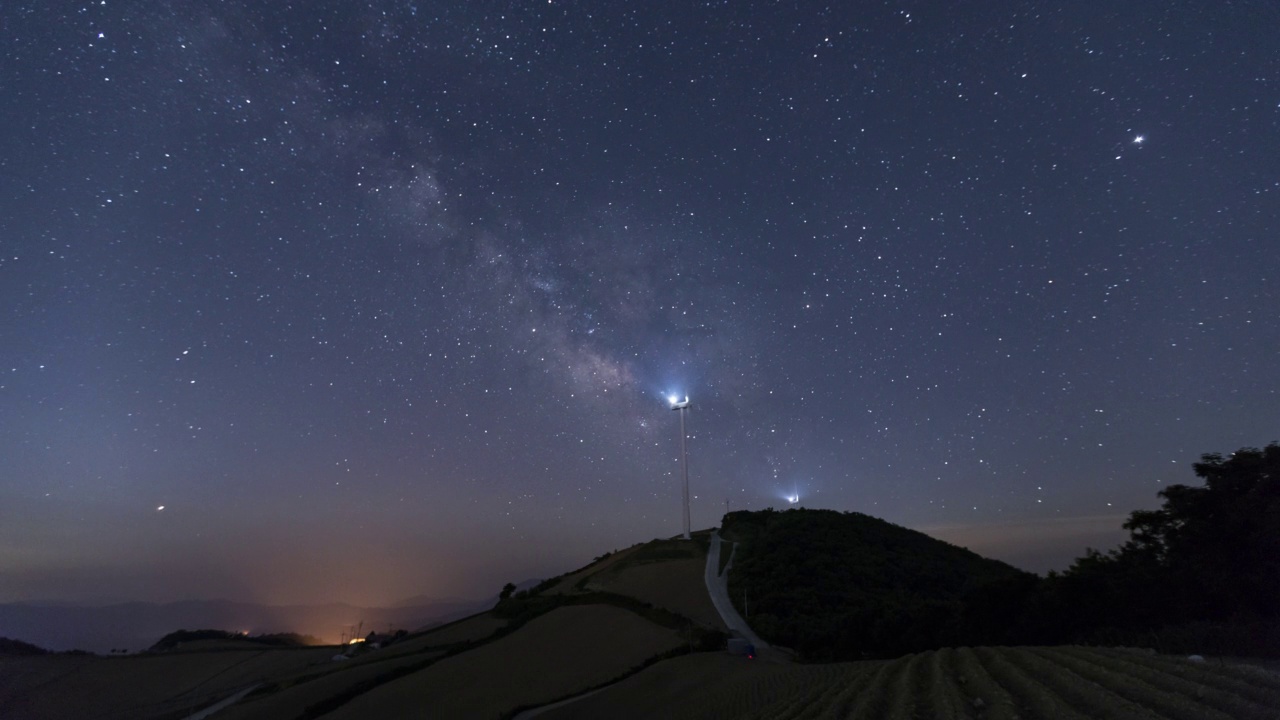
[722,508,1039,660]
[0,636,50,656]
[148,628,322,651]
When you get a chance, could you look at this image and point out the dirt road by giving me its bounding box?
[703,532,767,649]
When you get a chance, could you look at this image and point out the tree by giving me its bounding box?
[1124,443,1280,619]
[1052,442,1280,635]
[499,582,517,601]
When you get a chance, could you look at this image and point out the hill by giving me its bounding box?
[546,532,726,630]
[150,629,322,651]
[4,512,1279,719]
[0,637,49,656]
[722,508,1039,660]
[0,534,727,719]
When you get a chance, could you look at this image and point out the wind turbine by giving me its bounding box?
[669,395,691,540]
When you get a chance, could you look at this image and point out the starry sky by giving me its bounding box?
[2,1,1277,608]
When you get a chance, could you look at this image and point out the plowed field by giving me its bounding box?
[543,646,1280,720]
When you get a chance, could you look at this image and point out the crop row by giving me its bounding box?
[686,646,1280,720]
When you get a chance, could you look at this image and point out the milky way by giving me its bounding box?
[2,1,1277,605]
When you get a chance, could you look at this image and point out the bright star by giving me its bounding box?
[1133,135,1144,144]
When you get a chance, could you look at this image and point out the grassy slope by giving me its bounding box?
[0,534,717,720]
[0,646,335,720]
[318,604,683,719]
[348,612,507,662]
[587,557,724,630]
[0,611,508,720]
[216,612,507,720]
[542,542,651,595]
[221,538,719,718]
[581,535,726,631]
[213,651,446,720]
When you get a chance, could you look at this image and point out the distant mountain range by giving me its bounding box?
[0,597,490,653]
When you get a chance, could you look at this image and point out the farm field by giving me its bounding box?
[319,603,684,719]
[0,645,335,720]
[585,556,724,629]
[350,611,508,663]
[217,612,510,719]
[214,649,446,720]
[538,650,813,720]
[582,539,725,631]
[400,612,508,648]
[541,646,1280,720]
[544,532,712,596]
[543,544,645,595]
[0,613,510,720]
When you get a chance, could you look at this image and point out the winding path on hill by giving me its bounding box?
[510,685,609,719]
[182,683,260,720]
[704,532,768,649]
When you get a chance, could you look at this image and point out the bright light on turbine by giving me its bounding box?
[787,494,800,504]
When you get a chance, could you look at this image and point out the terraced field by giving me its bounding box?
[320,604,683,719]
[581,538,726,630]
[544,646,1280,720]
[0,645,336,720]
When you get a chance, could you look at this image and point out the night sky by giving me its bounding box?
[3,2,1277,608]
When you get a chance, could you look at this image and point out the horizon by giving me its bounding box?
[1,508,1128,608]
[3,2,1276,612]
[1,507,1122,654]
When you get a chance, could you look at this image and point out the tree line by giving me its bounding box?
[723,443,1280,660]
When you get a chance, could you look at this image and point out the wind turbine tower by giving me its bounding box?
[669,395,692,540]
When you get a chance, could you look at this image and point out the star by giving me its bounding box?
[1,0,1273,608]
